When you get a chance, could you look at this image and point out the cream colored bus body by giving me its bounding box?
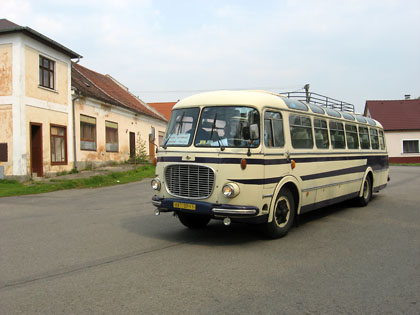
[151,90,389,237]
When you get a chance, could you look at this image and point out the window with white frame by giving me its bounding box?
[403,140,419,154]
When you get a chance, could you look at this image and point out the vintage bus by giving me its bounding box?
[151,90,389,238]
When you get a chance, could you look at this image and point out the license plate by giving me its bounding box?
[173,202,196,210]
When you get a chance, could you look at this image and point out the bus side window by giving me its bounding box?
[289,115,313,149]
[370,128,379,149]
[314,118,329,149]
[264,119,273,147]
[359,126,370,149]
[329,121,345,149]
[345,124,359,149]
[379,130,386,150]
[264,111,284,147]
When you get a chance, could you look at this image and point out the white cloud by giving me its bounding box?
[1,0,419,110]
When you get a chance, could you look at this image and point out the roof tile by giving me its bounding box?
[72,63,166,122]
[148,102,176,121]
[365,99,420,130]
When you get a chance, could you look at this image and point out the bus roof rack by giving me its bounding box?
[279,91,355,113]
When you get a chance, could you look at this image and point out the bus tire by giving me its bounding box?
[264,188,295,238]
[178,212,211,229]
[355,174,372,207]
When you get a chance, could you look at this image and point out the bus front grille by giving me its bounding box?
[165,165,215,199]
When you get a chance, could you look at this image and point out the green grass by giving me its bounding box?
[390,163,420,166]
[0,165,155,198]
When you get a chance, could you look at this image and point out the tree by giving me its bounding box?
[133,132,148,166]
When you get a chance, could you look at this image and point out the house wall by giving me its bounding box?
[0,43,13,96]
[0,44,13,176]
[74,97,167,169]
[26,105,72,176]
[25,45,69,105]
[0,32,74,179]
[386,130,420,163]
[0,105,13,175]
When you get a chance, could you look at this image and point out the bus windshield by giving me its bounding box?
[195,106,260,148]
[162,107,199,147]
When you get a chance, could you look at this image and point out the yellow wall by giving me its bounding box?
[26,106,71,175]
[75,98,166,167]
[0,44,13,96]
[25,46,69,105]
[0,105,13,175]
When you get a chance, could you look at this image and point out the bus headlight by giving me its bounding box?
[151,178,161,191]
[222,183,240,198]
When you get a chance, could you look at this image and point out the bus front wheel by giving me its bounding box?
[178,212,211,229]
[264,188,295,238]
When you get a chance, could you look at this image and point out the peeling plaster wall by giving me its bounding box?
[25,46,69,105]
[75,97,167,168]
[1,32,74,178]
[0,44,12,96]
[0,105,13,175]
[26,105,71,176]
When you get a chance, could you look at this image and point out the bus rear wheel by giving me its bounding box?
[264,188,295,239]
[178,212,211,229]
[355,175,372,207]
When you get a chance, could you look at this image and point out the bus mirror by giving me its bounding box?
[250,124,259,140]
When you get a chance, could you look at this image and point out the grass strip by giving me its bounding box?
[389,163,420,166]
[0,165,155,198]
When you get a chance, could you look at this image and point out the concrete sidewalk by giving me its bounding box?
[35,163,145,182]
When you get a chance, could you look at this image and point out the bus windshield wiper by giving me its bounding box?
[163,111,185,149]
[208,113,225,151]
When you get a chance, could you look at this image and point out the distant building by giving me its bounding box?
[72,63,167,170]
[364,99,420,163]
[0,19,166,179]
[148,102,176,121]
[148,102,176,143]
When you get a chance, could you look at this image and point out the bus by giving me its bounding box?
[151,90,389,238]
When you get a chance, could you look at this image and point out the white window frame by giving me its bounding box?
[402,139,420,154]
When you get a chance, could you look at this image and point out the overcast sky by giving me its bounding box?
[3,0,420,112]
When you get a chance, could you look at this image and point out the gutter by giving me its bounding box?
[71,88,81,171]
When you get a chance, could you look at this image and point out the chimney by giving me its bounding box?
[404,94,411,100]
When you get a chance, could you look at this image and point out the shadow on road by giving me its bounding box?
[121,195,380,246]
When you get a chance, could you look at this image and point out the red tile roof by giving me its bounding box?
[148,102,176,121]
[72,63,166,122]
[365,99,420,131]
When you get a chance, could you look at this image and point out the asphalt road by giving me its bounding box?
[0,166,419,314]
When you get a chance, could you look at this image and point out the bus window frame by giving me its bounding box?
[264,110,285,148]
[329,120,346,149]
[289,114,314,149]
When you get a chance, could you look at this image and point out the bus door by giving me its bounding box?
[288,113,317,212]
[263,110,288,192]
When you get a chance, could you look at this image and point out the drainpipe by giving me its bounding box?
[72,88,81,171]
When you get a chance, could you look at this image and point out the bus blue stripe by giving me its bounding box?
[301,165,367,181]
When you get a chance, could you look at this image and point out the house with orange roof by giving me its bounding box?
[0,19,167,179]
[148,102,176,121]
[364,97,420,163]
[72,63,167,170]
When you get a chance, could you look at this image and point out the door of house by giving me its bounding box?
[129,132,135,158]
[30,123,43,177]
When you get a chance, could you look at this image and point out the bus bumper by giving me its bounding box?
[152,195,267,224]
